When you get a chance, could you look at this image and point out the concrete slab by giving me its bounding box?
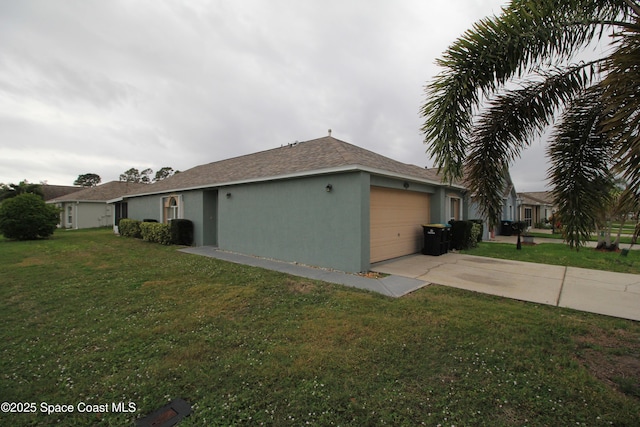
[559,268,640,321]
[374,253,640,321]
[416,255,564,306]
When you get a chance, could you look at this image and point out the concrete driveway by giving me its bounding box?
[371,253,640,322]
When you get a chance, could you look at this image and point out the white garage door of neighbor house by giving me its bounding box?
[370,186,431,263]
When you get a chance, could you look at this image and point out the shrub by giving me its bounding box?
[139,222,172,245]
[0,193,59,240]
[449,220,476,250]
[170,219,194,245]
[469,219,484,242]
[118,219,142,238]
[470,223,481,247]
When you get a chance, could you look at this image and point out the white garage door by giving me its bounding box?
[370,186,431,263]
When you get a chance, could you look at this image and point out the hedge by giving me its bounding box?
[119,218,193,246]
[449,220,481,250]
[118,219,142,238]
[139,222,172,245]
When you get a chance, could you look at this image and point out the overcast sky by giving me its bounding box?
[0,0,550,191]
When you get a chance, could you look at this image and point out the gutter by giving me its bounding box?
[107,164,466,203]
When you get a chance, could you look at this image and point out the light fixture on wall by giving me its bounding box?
[325,184,333,192]
[226,192,232,199]
[403,181,410,189]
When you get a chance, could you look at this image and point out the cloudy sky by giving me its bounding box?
[0,0,550,191]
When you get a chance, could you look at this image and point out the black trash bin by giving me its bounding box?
[500,220,513,236]
[422,224,450,256]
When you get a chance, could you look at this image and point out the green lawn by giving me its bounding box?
[461,242,639,274]
[1,229,639,426]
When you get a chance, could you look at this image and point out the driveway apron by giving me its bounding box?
[372,253,640,322]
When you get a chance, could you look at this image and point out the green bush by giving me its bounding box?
[448,220,482,250]
[170,219,194,245]
[0,193,59,240]
[140,222,172,245]
[118,219,142,238]
[470,223,481,247]
[469,219,484,242]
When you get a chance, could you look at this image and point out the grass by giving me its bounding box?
[527,232,635,245]
[1,228,639,426]
[461,242,639,274]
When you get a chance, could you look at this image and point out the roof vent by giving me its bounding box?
[284,141,299,148]
[328,129,332,137]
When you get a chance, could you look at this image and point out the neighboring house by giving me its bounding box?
[48,181,148,229]
[517,191,556,227]
[113,135,468,273]
[453,170,519,240]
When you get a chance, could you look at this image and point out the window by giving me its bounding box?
[67,206,72,224]
[449,197,461,221]
[524,207,532,227]
[163,195,181,223]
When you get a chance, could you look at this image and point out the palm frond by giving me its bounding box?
[547,87,615,249]
[601,16,640,195]
[421,0,626,183]
[465,63,597,225]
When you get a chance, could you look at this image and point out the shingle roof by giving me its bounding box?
[518,191,554,205]
[125,136,451,197]
[48,181,149,203]
[41,185,82,201]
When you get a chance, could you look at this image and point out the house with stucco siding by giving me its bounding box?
[112,136,469,272]
[48,181,148,229]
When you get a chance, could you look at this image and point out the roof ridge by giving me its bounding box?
[328,137,354,163]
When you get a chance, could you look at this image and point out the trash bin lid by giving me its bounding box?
[423,223,446,228]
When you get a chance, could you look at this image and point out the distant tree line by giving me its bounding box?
[72,167,179,187]
[1,166,179,202]
[118,166,179,183]
[0,180,44,202]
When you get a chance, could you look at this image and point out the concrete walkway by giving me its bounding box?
[180,247,640,322]
[372,253,640,322]
[179,246,426,298]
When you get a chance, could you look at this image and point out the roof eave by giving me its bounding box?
[115,164,465,201]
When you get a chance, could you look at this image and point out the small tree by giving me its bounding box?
[511,221,527,250]
[0,193,59,240]
[74,173,101,187]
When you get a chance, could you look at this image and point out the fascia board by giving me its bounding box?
[114,164,466,201]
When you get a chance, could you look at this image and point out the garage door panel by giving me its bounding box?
[370,186,430,263]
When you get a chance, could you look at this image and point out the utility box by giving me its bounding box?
[422,224,450,256]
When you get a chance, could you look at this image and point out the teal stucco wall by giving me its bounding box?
[126,194,161,222]
[217,172,370,272]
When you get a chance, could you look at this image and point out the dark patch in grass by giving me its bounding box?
[574,327,640,399]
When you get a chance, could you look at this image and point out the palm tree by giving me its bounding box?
[421,0,640,249]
